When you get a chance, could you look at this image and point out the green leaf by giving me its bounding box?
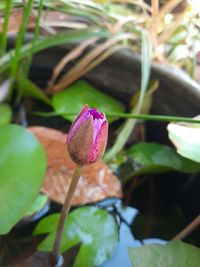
[128,241,200,267]
[168,122,200,163]
[127,142,200,176]
[137,30,152,112]
[24,194,48,217]
[52,80,124,122]
[0,124,46,234]
[34,206,118,267]
[0,103,12,125]
[16,74,51,105]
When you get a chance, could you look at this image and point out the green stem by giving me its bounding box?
[9,0,34,98]
[104,31,152,161]
[10,0,34,77]
[24,0,44,76]
[107,113,200,123]
[0,0,11,55]
[30,110,200,124]
[50,165,82,266]
[16,0,44,104]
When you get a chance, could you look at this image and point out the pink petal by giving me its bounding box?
[88,120,108,164]
[67,104,89,143]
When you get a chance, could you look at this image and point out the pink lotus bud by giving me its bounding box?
[67,105,108,165]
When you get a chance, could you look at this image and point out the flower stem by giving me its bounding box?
[31,111,200,125]
[50,164,82,266]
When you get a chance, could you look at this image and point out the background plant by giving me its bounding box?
[0,0,200,266]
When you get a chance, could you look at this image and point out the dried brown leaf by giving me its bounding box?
[0,10,35,33]
[29,126,122,206]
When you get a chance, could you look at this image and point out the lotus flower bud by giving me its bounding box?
[67,105,108,165]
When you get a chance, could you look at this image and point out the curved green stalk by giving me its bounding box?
[104,31,152,162]
[16,0,44,104]
[0,0,11,55]
[30,110,200,124]
[8,0,34,99]
[0,29,109,75]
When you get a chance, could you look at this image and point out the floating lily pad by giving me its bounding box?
[34,206,119,267]
[17,194,49,227]
[168,121,200,163]
[128,240,200,267]
[24,194,49,217]
[127,142,200,176]
[0,124,46,234]
[52,80,125,122]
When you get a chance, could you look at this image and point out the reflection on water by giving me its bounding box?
[99,201,165,267]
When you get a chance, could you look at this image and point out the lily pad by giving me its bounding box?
[0,124,46,234]
[128,240,200,267]
[127,142,200,176]
[34,206,119,267]
[24,194,49,217]
[52,80,124,122]
[0,103,12,125]
[18,194,49,226]
[168,122,200,163]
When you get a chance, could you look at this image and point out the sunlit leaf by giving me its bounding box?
[168,121,200,163]
[52,80,124,122]
[34,206,118,267]
[128,241,200,267]
[0,103,12,125]
[0,124,46,234]
[127,142,200,176]
[24,194,48,217]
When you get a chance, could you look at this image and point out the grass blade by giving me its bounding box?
[0,0,12,55]
[104,31,152,161]
[0,29,109,75]
[25,0,44,75]
[10,0,34,78]
[16,0,44,104]
[8,0,34,100]
[137,30,152,112]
